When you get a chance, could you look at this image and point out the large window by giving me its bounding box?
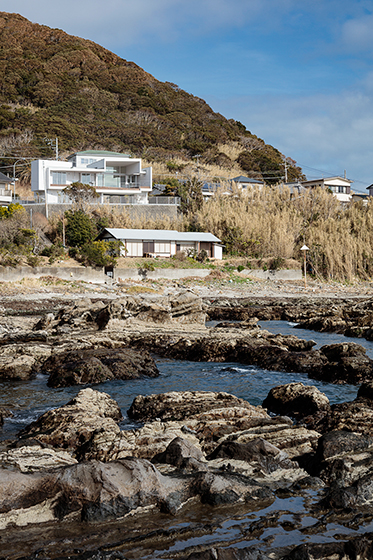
[51,172,66,185]
[81,173,92,184]
[154,242,171,254]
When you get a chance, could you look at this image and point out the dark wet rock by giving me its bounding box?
[43,347,159,388]
[207,438,295,473]
[127,391,262,422]
[192,469,273,507]
[357,380,373,400]
[313,342,373,384]
[320,342,367,360]
[305,431,373,510]
[303,391,373,435]
[0,457,190,528]
[262,383,330,419]
[152,437,205,467]
[186,546,272,560]
[17,388,122,451]
[281,534,373,559]
[214,318,260,329]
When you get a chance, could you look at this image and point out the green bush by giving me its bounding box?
[65,210,95,247]
[41,243,65,264]
[237,264,245,272]
[79,240,121,267]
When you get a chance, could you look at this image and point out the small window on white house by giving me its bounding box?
[51,172,66,185]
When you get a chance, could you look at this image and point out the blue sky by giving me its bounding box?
[2,0,373,191]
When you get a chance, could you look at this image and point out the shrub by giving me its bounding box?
[269,256,285,270]
[26,254,41,267]
[65,210,95,248]
[41,243,66,264]
[237,264,245,272]
[79,240,121,267]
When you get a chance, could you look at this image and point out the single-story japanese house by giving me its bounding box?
[96,228,223,259]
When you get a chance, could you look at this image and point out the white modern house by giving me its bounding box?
[301,176,352,203]
[0,172,12,204]
[96,228,223,259]
[31,150,152,206]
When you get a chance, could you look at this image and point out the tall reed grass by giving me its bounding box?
[57,186,373,282]
[186,186,373,282]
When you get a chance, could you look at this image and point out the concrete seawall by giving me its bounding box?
[0,266,301,284]
[241,269,302,281]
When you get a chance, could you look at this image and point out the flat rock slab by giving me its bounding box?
[127,390,268,422]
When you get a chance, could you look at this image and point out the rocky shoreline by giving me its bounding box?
[1,290,373,559]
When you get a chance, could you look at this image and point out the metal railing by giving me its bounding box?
[15,196,180,206]
[148,197,180,205]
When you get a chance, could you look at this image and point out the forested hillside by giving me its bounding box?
[0,11,303,183]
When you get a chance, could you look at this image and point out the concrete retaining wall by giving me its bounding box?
[0,266,212,284]
[241,268,302,281]
[115,268,211,281]
[22,204,178,220]
[0,266,301,284]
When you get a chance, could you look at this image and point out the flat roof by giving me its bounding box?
[99,228,221,243]
[68,151,132,158]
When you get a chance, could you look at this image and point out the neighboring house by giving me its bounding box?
[31,150,152,206]
[301,176,352,203]
[366,184,373,197]
[201,177,264,200]
[96,228,223,259]
[352,192,369,205]
[281,182,306,196]
[0,172,13,204]
[229,176,264,190]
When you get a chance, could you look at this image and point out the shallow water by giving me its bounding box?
[0,320,363,440]
[0,320,370,559]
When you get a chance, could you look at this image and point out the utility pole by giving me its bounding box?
[12,158,26,201]
[284,159,288,183]
[44,137,59,160]
[193,154,201,180]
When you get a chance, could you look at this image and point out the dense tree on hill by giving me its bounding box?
[0,11,304,184]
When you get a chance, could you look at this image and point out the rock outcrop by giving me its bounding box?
[18,388,123,450]
[262,382,330,419]
[44,347,159,387]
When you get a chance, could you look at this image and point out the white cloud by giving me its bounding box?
[340,14,373,53]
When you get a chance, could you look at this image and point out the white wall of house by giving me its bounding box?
[214,245,223,259]
[31,152,152,205]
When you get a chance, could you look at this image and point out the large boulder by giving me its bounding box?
[310,431,373,510]
[17,388,122,451]
[43,347,159,387]
[0,457,190,528]
[262,383,330,419]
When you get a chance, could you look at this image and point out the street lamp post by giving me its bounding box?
[300,244,309,288]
